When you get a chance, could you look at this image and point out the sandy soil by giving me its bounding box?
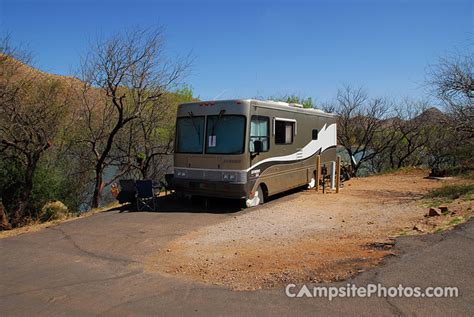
[147,169,474,290]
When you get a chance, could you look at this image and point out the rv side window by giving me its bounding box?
[250,116,269,152]
[275,120,294,144]
[312,129,318,140]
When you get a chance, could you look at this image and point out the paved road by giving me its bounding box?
[1,196,473,316]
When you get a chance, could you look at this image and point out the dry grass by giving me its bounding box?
[0,202,121,239]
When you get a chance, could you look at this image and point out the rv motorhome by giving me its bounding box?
[172,99,337,207]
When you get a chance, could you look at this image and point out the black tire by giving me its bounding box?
[257,185,265,204]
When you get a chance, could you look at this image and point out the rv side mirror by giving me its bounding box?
[253,140,263,154]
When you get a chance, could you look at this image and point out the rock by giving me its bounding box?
[439,206,449,214]
[413,224,424,232]
[427,207,441,217]
[38,200,68,222]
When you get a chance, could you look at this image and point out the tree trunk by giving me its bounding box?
[0,201,12,230]
[11,199,27,227]
[91,167,103,209]
[389,151,396,169]
[140,169,147,180]
[345,149,356,177]
[140,157,151,180]
[349,151,359,177]
[353,163,361,176]
[11,161,36,227]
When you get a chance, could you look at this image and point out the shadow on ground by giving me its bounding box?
[106,185,309,215]
[108,194,244,214]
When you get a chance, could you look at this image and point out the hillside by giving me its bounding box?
[0,53,83,86]
[0,54,195,113]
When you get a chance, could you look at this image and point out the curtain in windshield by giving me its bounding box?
[206,115,245,154]
[250,116,269,152]
[176,116,205,153]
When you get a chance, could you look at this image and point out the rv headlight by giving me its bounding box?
[223,173,236,181]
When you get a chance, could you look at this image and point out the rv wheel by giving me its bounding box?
[245,185,264,208]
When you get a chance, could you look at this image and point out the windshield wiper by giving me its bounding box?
[187,111,201,140]
[211,109,226,135]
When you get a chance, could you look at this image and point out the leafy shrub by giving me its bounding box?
[31,163,89,218]
[38,200,69,222]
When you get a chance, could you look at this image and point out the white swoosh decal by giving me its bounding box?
[247,123,337,171]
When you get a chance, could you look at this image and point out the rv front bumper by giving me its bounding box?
[172,178,248,199]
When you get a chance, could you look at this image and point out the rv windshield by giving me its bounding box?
[206,115,246,154]
[176,116,205,153]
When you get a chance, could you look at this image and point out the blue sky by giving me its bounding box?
[1,0,472,104]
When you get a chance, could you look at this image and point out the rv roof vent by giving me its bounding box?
[289,103,304,108]
[312,108,326,113]
[266,100,289,107]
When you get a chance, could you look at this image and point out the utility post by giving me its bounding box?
[315,155,321,192]
[336,156,341,193]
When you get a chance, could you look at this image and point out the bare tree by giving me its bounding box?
[429,52,474,138]
[334,85,392,175]
[0,39,69,225]
[112,94,175,180]
[387,100,432,169]
[74,27,189,208]
[424,118,464,170]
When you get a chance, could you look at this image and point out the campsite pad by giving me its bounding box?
[145,169,474,290]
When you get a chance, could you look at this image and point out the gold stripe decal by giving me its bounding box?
[246,123,337,172]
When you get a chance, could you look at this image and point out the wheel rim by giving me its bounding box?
[307,177,316,189]
[246,185,263,207]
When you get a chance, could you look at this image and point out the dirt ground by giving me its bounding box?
[146,169,473,290]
